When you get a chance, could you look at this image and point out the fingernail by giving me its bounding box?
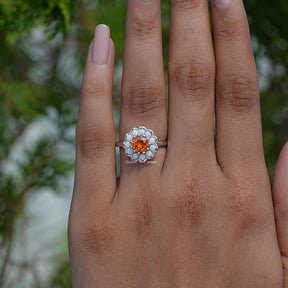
[92,24,110,65]
[213,0,233,9]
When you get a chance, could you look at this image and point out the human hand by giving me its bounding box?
[68,0,287,287]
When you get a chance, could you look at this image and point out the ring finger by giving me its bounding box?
[119,0,167,178]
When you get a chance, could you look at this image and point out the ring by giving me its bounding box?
[115,126,167,163]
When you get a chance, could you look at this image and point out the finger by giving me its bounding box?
[165,0,216,167]
[74,25,116,208]
[273,142,288,285]
[212,0,263,171]
[119,0,167,174]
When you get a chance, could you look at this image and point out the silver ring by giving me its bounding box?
[115,126,167,163]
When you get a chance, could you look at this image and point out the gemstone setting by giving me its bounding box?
[123,126,159,163]
[132,136,149,153]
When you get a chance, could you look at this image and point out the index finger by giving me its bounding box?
[74,26,117,210]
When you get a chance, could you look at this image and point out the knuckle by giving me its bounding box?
[170,182,205,228]
[124,85,164,117]
[128,195,153,237]
[131,13,158,41]
[226,189,254,219]
[69,211,116,254]
[171,0,204,12]
[216,16,244,41]
[216,76,259,115]
[170,61,214,100]
[224,180,266,226]
[77,128,114,159]
[80,221,116,254]
[82,80,106,99]
[224,166,273,220]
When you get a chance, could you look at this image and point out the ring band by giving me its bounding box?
[115,126,167,163]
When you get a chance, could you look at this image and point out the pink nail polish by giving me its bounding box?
[92,24,110,65]
[213,0,233,9]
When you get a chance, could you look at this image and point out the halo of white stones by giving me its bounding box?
[123,126,159,163]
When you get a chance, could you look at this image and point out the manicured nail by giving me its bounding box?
[213,0,233,9]
[92,24,110,65]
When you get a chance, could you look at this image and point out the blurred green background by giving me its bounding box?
[0,0,287,287]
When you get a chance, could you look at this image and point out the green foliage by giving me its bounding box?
[0,0,76,43]
[0,1,77,286]
[0,176,21,243]
[0,81,67,157]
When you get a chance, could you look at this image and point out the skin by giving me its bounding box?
[68,0,288,287]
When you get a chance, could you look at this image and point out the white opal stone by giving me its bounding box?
[150,145,157,152]
[145,131,152,138]
[124,141,131,148]
[126,148,133,155]
[132,129,138,137]
[139,128,145,135]
[132,153,139,160]
[149,137,156,144]
[139,154,146,161]
[126,134,133,141]
[146,151,153,159]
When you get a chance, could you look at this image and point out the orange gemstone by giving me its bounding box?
[132,136,149,153]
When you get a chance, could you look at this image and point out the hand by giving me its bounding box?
[68,0,287,286]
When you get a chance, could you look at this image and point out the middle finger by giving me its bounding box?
[165,0,216,169]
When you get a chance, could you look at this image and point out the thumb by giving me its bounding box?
[273,141,288,287]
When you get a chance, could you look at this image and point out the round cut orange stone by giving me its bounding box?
[132,136,149,153]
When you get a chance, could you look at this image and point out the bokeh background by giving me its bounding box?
[0,0,287,287]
